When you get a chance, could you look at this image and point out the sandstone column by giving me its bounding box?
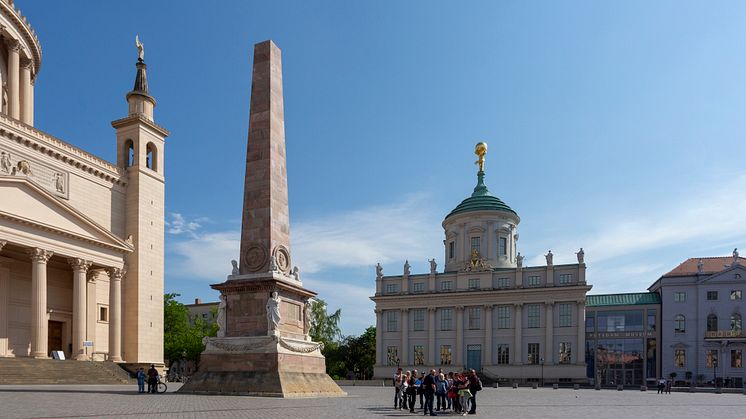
[400,309,408,366]
[69,258,91,360]
[455,306,464,366]
[0,241,7,357]
[428,307,436,365]
[577,299,586,365]
[513,303,522,365]
[86,272,97,352]
[238,40,291,276]
[6,39,20,119]
[375,309,383,366]
[28,248,53,358]
[545,302,554,364]
[108,267,124,362]
[484,304,493,366]
[20,58,32,125]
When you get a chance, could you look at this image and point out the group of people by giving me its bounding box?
[393,368,482,416]
[657,377,672,394]
[135,364,161,394]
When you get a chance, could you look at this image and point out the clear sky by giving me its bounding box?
[20,1,746,336]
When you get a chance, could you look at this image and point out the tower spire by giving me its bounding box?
[126,35,155,120]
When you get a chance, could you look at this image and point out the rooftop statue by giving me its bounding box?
[474,142,488,172]
[135,35,144,61]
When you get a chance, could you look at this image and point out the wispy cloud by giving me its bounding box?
[165,213,206,237]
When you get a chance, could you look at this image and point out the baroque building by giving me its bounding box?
[371,144,591,383]
[0,0,167,366]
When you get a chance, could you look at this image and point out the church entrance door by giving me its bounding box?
[48,321,63,355]
[466,344,482,371]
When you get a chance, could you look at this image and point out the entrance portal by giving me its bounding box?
[48,321,63,356]
[467,344,482,371]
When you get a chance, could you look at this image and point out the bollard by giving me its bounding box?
[617,385,624,391]
[513,382,518,389]
[640,385,647,392]
[573,384,580,390]
[532,382,538,389]
[553,384,559,390]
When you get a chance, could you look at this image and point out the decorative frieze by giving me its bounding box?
[0,146,69,199]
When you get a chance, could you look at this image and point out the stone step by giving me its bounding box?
[0,358,134,384]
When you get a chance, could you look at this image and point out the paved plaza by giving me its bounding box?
[1,384,745,418]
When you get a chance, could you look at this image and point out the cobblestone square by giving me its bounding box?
[1,384,745,419]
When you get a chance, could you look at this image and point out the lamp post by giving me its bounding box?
[540,357,545,387]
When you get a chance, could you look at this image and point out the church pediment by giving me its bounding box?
[698,265,746,284]
[0,176,132,252]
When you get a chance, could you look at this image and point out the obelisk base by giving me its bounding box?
[178,336,346,397]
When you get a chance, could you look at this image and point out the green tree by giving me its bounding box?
[163,293,218,364]
[309,298,341,348]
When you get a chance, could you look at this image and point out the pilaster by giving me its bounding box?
[375,309,383,366]
[576,299,586,365]
[400,308,408,367]
[455,305,464,365]
[6,39,19,119]
[484,304,493,366]
[427,307,436,365]
[20,57,32,125]
[545,301,554,364]
[513,303,523,365]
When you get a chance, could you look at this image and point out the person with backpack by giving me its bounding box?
[467,368,482,415]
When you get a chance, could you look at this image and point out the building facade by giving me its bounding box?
[585,293,661,387]
[649,255,746,387]
[371,145,591,383]
[0,0,167,365]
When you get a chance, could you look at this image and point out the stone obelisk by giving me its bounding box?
[179,40,345,397]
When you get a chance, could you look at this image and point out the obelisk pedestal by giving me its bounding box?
[179,40,344,397]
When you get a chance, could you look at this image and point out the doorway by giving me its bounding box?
[48,321,63,355]
[466,344,482,371]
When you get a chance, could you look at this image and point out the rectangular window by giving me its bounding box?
[527,304,540,328]
[497,306,511,329]
[468,278,480,290]
[707,291,718,301]
[386,283,399,294]
[412,309,425,331]
[528,276,541,287]
[732,349,742,368]
[414,345,425,365]
[471,237,480,254]
[731,290,742,300]
[706,349,718,369]
[558,342,572,364]
[387,346,398,366]
[468,307,481,329]
[674,349,686,368]
[497,344,510,365]
[674,292,686,302]
[387,311,398,332]
[585,314,595,333]
[559,274,572,284]
[496,277,509,288]
[440,345,452,365]
[499,237,507,256]
[99,306,108,322]
[441,281,452,291]
[440,308,453,331]
[558,303,572,327]
[449,241,455,259]
[412,282,424,293]
[528,343,540,365]
[647,310,656,332]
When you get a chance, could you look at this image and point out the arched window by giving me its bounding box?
[707,314,718,332]
[124,139,134,167]
[731,313,742,332]
[146,142,157,171]
[674,314,686,333]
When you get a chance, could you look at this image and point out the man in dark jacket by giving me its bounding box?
[423,369,437,416]
[147,364,159,394]
[467,369,481,414]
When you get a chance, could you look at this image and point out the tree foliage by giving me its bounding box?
[163,293,218,364]
[309,298,342,349]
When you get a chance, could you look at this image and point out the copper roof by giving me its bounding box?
[662,256,746,277]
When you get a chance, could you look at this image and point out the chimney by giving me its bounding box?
[195,298,201,305]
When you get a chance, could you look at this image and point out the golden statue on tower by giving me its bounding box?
[474,142,488,172]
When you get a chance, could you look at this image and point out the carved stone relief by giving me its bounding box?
[0,147,69,199]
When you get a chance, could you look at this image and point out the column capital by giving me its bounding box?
[513,302,524,308]
[0,240,6,251]
[20,57,32,70]
[5,38,20,52]
[399,308,408,314]
[576,299,586,305]
[427,307,437,313]
[27,248,53,263]
[483,304,494,310]
[68,258,92,272]
[455,305,464,311]
[108,266,126,280]
[374,308,383,315]
[545,301,555,307]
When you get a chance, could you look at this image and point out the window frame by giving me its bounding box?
[707,291,719,301]
[497,344,510,365]
[527,304,541,328]
[440,308,453,331]
[497,306,511,329]
[468,306,482,330]
[558,303,572,327]
[440,345,452,365]
[731,290,742,301]
[673,292,686,303]
[558,342,572,364]
[528,343,540,365]
[386,311,398,332]
[674,349,686,368]
[527,275,541,287]
[674,314,686,334]
[412,309,425,331]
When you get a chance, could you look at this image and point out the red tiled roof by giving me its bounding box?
[662,256,746,277]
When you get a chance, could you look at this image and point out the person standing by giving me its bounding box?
[147,364,159,394]
[658,377,665,394]
[467,369,481,415]
[394,368,403,409]
[408,370,419,413]
[136,368,146,394]
[423,369,437,416]
[435,372,447,411]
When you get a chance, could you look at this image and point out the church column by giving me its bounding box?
[375,309,383,366]
[484,304,493,366]
[86,272,97,353]
[545,302,554,364]
[455,306,464,366]
[28,248,53,358]
[400,309,408,367]
[20,58,32,125]
[6,39,20,119]
[0,241,8,357]
[108,267,124,362]
[69,258,92,360]
[577,299,586,365]
[513,303,522,365]
[428,307,436,365]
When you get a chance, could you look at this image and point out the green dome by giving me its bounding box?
[446,171,517,219]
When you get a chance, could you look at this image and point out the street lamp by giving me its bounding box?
[540,357,545,387]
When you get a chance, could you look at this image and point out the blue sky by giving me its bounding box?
[21,1,746,336]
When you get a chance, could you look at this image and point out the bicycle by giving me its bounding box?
[156,376,167,393]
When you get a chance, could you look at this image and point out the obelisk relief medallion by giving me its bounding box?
[241,244,267,272]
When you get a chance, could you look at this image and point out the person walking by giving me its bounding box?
[467,369,482,415]
[147,364,159,394]
[136,368,146,394]
[423,369,437,416]
[394,368,403,409]
[658,377,665,394]
[401,372,411,410]
[408,370,419,413]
